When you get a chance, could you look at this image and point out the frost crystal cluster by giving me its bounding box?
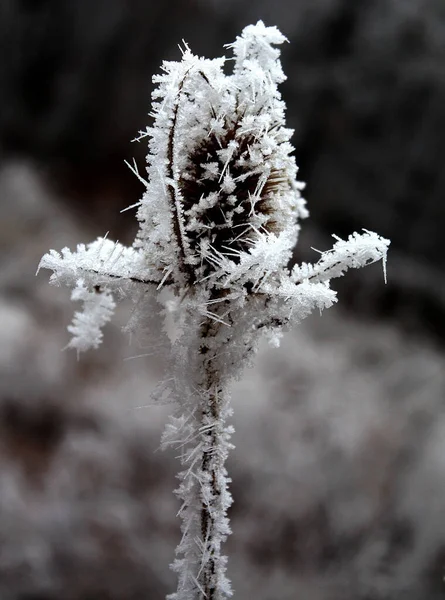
[39,22,389,600]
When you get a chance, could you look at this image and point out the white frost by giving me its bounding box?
[67,280,116,353]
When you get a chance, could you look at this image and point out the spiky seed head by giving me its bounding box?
[135,21,307,286]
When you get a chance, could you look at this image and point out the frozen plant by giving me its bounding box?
[38,21,389,600]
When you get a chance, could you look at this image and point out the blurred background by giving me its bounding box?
[1,1,445,598]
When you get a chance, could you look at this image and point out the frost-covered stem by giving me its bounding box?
[198,384,231,599]
[199,325,232,600]
[167,317,233,600]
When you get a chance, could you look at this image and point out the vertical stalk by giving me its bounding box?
[166,316,233,600]
[199,382,232,599]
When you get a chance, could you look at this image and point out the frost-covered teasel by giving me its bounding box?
[38,21,389,600]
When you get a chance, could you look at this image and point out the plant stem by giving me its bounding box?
[167,316,233,600]
[199,383,230,599]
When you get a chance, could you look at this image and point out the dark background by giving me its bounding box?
[1,1,445,599]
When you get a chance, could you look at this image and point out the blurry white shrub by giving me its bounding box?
[38,22,389,600]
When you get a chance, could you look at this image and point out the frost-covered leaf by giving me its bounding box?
[38,238,153,289]
[292,230,390,286]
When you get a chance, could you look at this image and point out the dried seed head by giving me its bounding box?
[135,21,307,286]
